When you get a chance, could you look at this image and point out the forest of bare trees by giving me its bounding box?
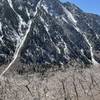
[0,62,100,100]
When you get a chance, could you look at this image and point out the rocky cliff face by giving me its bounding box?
[0,0,100,67]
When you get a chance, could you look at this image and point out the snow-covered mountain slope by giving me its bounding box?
[0,0,100,67]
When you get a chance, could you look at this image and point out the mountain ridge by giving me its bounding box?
[0,0,100,71]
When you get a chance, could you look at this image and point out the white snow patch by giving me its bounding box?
[62,17,68,24]
[44,24,49,32]
[40,16,61,54]
[0,35,3,43]
[41,3,48,13]
[74,26,99,65]
[83,34,99,65]
[26,8,30,18]
[40,16,49,32]
[44,25,61,54]
[40,16,45,23]
[0,22,2,32]
[18,5,23,11]
[7,0,26,36]
[33,0,42,16]
[0,20,32,78]
[7,0,13,8]
[87,23,100,40]
[62,6,77,25]
[55,46,61,54]
[96,34,99,39]
[81,49,84,55]
[60,37,69,55]
[26,49,33,58]
[63,42,68,55]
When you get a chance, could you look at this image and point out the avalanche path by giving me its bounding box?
[0,20,32,78]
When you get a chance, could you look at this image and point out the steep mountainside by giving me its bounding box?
[0,0,100,68]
